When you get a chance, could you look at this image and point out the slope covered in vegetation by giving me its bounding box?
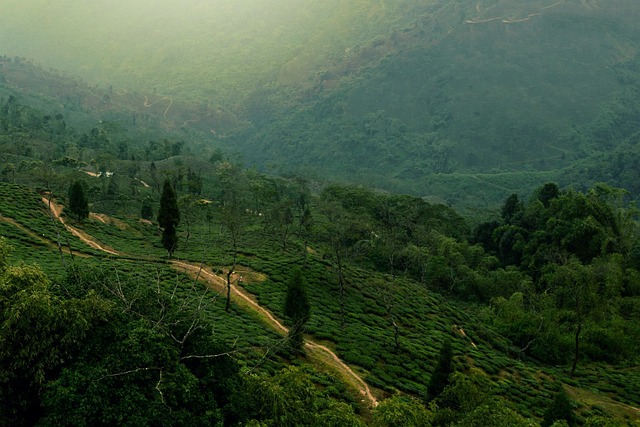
[3,1,640,209]
[1,94,639,424]
[1,2,640,424]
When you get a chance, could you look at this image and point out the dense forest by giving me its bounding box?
[1,0,640,425]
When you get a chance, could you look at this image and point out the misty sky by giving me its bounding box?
[0,0,431,100]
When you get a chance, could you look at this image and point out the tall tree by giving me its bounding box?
[149,161,160,193]
[299,206,313,266]
[319,196,370,325]
[536,183,560,208]
[217,162,249,312]
[157,179,180,257]
[140,197,153,220]
[67,180,89,221]
[283,268,311,352]
[178,194,196,249]
[501,193,523,225]
[272,199,295,251]
[545,259,596,377]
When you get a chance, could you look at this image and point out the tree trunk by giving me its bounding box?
[392,315,400,351]
[225,268,232,312]
[225,251,237,313]
[336,251,346,326]
[570,316,582,378]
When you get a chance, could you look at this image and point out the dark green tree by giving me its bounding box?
[501,193,523,225]
[0,242,111,426]
[186,167,203,195]
[427,338,453,400]
[34,262,244,426]
[471,220,500,255]
[319,196,370,325]
[545,258,601,377]
[67,180,89,221]
[283,268,311,352]
[536,183,560,208]
[217,162,249,312]
[373,395,432,427]
[157,179,180,257]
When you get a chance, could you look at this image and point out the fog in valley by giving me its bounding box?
[2,2,640,426]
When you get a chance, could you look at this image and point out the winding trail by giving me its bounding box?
[144,95,173,121]
[465,0,566,25]
[40,197,378,408]
[172,260,378,407]
[42,197,120,256]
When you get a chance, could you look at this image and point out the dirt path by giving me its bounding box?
[172,260,378,407]
[42,197,121,256]
[306,340,378,406]
[465,0,566,25]
[144,95,173,121]
[40,198,378,407]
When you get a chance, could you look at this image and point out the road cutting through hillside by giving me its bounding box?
[41,197,378,408]
[144,95,173,121]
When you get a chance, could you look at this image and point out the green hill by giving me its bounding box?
[3,1,640,209]
[228,0,640,199]
[2,5,640,422]
[1,170,639,424]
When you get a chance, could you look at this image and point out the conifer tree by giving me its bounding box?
[67,180,89,221]
[283,267,311,352]
[157,179,180,257]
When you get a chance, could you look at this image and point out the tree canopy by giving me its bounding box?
[67,180,88,221]
[283,267,311,352]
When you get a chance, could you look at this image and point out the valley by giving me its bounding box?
[1,0,640,425]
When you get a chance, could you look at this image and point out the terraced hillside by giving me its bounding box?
[2,182,639,425]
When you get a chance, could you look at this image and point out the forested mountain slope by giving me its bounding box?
[2,1,640,425]
[230,0,640,204]
[1,176,639,425]
[3,1,640,209]
[1,86,640,424]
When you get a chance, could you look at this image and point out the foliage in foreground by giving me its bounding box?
[0,239,367,426]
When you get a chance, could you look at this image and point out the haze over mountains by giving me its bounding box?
[3,2,640,425]
[2,0,640,208]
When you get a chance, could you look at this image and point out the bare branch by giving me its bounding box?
[93,366,161,382]
[180,349,242,361]
[518,315,544,357]
[156,369,168,408]
[245,335,291,374]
